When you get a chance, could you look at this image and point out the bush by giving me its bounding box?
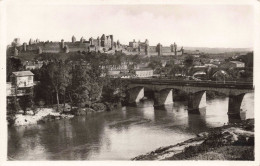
[247,137,254,146]
[239,148,254,160]
[91,103,107,112]
[105,102,122,111]
[71,107,95,116]
[72,108,86,116]
[7,98,21,115]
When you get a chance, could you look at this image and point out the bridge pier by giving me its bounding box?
[128,87,144,104]
[228,93,245,122]
[188,91,206,114]
[154,89,173,107]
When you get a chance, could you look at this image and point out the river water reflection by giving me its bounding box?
[8,93,254,160]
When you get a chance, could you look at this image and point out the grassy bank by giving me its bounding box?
[133,119,254,160]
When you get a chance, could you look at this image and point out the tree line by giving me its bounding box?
[7,52,132,114]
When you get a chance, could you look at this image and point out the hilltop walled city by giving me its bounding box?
[8,34,184,56]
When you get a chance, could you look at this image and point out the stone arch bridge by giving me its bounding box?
[126,78,254,121]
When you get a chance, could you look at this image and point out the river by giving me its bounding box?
[8,93,254,160]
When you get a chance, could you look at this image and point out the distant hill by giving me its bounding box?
[184,47,253,54]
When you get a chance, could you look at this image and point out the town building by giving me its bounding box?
[7,71,35,97]
[230,61,245,68]
[210,59,221,65]
[24,61,44,70]
[204,64,218,68]
[107,69,135,78]
[135,68,153,78]
[220,61,245,68]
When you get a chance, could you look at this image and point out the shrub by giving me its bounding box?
[91,103,107,112]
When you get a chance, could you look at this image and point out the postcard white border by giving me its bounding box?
[0,0,259,166]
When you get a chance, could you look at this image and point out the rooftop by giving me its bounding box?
[230,61,245,64]
[135,68,153,71]
[12,71,34,77]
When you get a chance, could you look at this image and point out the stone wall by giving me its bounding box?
[7,37,183,56]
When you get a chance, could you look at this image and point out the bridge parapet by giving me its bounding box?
[128,83,253,96]
[127,79,253,96]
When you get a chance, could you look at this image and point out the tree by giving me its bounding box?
[184,55,194,67]
[164,59,175,75]
[148,58,162,70]
[44,61,70,111]
[59,62,72,110]
[183,55,195,76]
[33,63,53,105]
[69,64,92,107]
[102,78,128,103]
[168,65,183,78]
[6,57,24,81]
[7,97,21,115]
[19,95,34,114]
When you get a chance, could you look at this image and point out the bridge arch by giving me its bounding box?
[127,86,145,103]
[153,88,174,107]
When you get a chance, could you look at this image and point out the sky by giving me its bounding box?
[5,2,255,48]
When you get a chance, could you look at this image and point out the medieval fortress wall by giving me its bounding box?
[8,35,184,57]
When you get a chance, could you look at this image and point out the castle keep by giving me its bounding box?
[8,35,184,56]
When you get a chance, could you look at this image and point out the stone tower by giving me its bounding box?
[29,38,33,45]
[101,34,106,47]
[117,40,120,49]
[106,36,111,49]
[145,39,149,56]
[180,46,184,55]
[138,45,141,52]
[23,42,27,51]
[61,39,65,49]
[170,44,174,52]
[145,39,149,45]
[38,47,42,54]
[109,35,113,49]
[173,42,177,56]
[65,45,69,53]
[72,35,76,43]
[156,43,162,56]
[12,38,21,47]
[14,47,18,56]
[97,37,101,47]
[80,37,85,43]
[89,37,94,45]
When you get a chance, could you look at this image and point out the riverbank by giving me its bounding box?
[8,102,122,126]
[10,108,74,126]
[133,119,254,160]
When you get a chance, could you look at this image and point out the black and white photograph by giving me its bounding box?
[0,0,259,164]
